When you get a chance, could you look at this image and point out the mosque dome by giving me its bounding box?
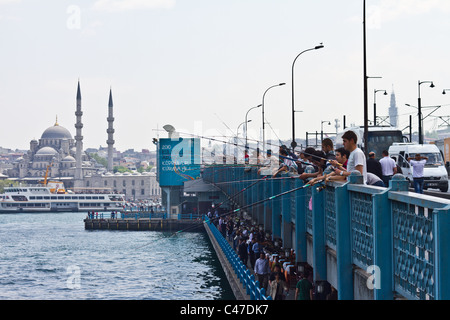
[36,146,59,156]
[62,155,76,162]
[41,122,73,140]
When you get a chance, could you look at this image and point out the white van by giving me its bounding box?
[388,143,449,192]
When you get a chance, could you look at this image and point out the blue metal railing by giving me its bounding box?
[204,216,272,300]
[202,165,450,300]
[87,211,203,220]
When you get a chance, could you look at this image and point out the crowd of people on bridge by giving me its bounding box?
[205,130,432,300]
[208,207,335,300]
[256,129,425,193]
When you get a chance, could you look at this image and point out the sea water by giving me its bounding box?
[0,212,234,300]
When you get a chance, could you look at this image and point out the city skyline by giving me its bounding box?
[1,0,450,151]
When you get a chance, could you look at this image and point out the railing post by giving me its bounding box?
[256,172,265,225]
[263,175,272,233]
[281,173,292,249]
[271,176,281,240]
[312,183,327,287]
[372,175,408,300]
[335,181,353,300]
[434,204,450,300]
[295,178,307,263]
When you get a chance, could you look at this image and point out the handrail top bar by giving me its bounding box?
[389,191,450,209]
[347,184,387,195]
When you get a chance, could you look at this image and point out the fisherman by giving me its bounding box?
[333,130,367,183]
[258,149,279,175]
[273,148,297,178]
[322,138,336,161]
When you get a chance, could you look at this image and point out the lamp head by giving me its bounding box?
[315,43,324,50]
[430,82,435,88]
[384,91,388,95]
[279,83,286,86]
[443,90,446,95]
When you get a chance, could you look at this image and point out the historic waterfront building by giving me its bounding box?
[7,118,96,182]
[83,170,161,201]
[6,81,162,200]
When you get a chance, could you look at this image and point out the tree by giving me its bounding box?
[89,153,107,168]
[0,180,22,193]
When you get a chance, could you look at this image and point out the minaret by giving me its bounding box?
[389,85,398,127]
[74,80,84,187]
[107,88,115,172]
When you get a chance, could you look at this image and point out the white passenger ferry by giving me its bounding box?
[0,181,125,213]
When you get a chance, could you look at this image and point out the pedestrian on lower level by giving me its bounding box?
[254,252,270,292]
[269,271,288,300]
[248,239,256,269]
[238,238,248,266]
[295,270,313,300]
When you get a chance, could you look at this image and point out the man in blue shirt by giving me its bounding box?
[254,252,270,292]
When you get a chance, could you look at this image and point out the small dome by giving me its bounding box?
[62,155,76,162]
[41,124,73,140]
[36,147,58,156]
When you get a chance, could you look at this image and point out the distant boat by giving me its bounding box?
[0,181,125,213]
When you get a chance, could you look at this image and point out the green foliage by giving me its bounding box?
[0,180,22,193]
[113,166,132,173]
[89,153,108,167]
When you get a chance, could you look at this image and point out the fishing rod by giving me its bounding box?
[153,129,330,167]
[135,174,275,249]
[205,179,317,223]
[154,128,342,168]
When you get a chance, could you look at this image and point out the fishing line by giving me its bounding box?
[135,177,317,249]
[154,129,341,168]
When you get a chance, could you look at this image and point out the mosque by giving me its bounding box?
[8,106,97,185]
[7,81,161,201]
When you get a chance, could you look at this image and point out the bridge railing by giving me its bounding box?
[202,165,450,300]
[204,216,272,300]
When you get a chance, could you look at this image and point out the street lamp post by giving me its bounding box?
[245,105,262,164]
[235,120,251,164]
[291,43,324,149]
[373,89,387,126]
[262,84,285,154]
[418,80,435,144]
[320,120,330,142]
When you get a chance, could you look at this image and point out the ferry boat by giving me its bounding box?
[0,181,125,213]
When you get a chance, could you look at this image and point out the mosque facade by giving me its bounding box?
[7,119,97,182]
[6,81,162,201]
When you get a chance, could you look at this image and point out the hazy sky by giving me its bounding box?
[1,0,450,152]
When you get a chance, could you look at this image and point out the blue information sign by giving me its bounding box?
[157,138,201,187]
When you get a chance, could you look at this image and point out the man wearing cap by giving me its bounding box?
[366,151,383,180]
[379,150,397,187]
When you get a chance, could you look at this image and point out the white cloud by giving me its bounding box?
[93,0,175,12]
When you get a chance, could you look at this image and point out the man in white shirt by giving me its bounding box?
[258,149,280,175]
[254,252,270,292]
[408,153,428,194]
[379,150,397,187]
[332,130,367,184]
